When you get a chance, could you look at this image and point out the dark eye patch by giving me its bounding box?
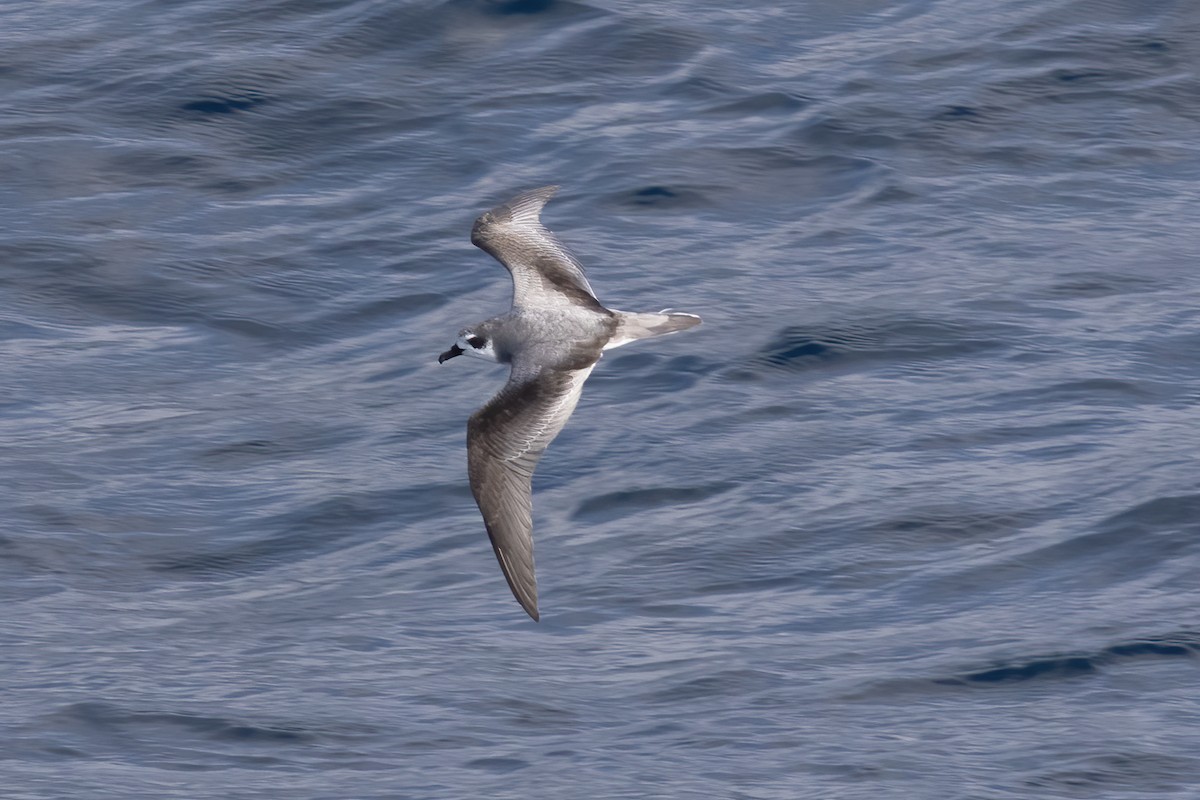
[467,335,486,348]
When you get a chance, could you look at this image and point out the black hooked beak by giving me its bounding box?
[438,344,464,364]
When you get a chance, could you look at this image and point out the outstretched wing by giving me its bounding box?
[466,363,596,621]
[470,186,605,312]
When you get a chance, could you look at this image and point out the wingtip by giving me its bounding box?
[516,590,541,622]
[500,185,561,224]
[491,540,541,622]
[473,187,564,244]
[512,590,540,622]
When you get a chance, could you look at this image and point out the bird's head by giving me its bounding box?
[438,328,498,364]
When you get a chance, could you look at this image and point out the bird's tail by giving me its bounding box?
[606,309,702,350]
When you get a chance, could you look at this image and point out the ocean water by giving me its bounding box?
[3,0,1200,797]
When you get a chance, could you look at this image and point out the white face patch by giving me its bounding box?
[459,331,499,362]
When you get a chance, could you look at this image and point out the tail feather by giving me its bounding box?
[606,309,702,350]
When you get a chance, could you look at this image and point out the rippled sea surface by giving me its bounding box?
[5,0,1200,796]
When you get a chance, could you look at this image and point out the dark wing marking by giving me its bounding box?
[466,363,595,621]
[470,186,606,312]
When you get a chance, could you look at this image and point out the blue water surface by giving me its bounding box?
[3,0,1200,797]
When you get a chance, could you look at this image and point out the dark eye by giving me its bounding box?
[467,335,485,348]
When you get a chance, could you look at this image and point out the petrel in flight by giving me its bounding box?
[438,186,701,620]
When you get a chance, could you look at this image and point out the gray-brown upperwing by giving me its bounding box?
[466,362,596,621]
[470,186,607,313]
